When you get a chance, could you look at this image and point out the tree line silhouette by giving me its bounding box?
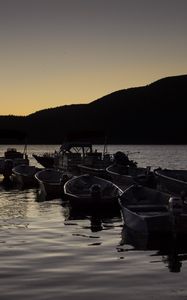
[0,74,187,144]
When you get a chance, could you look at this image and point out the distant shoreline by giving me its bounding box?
[1,74,187,145]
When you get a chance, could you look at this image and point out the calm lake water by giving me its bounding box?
[0,144,187,300]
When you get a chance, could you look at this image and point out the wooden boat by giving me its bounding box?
[154,168,187,196]
[119,184,187,236]
[35,168,71,199]
[11,164,41,188]
[64,174,123,209]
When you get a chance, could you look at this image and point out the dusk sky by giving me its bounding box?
[1,0,187,116]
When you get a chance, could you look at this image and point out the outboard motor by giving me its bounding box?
[114,151,129,166]
[90,184,101,199]
[168,196,183,216]
[114,151,137,167]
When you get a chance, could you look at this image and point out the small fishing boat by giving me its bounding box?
[0,147,29,178]
[55,141,113,176]
[106,151,156,190]
[32,142,78,168]
[12,164,41,188]
[33,142,94,171]
[35,168,71,199]
[55,142,93,172]
[119,184,187,236]
[64,174,123,209]
[106,164,155,190]
[0,130,29,178]
[154,168,187,196]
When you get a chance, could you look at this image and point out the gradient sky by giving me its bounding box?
[0,0,187,116]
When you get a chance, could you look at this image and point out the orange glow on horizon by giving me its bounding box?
[1,70,186,116]
[0,0,187,116]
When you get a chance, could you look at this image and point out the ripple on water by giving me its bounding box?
[1,145,187,299]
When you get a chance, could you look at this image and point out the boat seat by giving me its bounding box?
[127,204,168,212]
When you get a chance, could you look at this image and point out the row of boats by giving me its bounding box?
[1,143,187,241]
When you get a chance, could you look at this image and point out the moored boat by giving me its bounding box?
[0,130,29,178]
[32,142,78,168]
[32,153,55,168]
[64,173,123,210]
[106,164,154,190]
[0,147,29,179]
[12,164,41,188]
[54,142,93,172]
[35,168,71,199]
[154,168,187,196]
[119,184,187,236]
[106,150,156,190]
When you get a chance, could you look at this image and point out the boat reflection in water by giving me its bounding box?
[62,201,122,233]
[120,225,187,273]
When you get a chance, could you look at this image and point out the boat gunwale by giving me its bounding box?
[64,174,123,199]
[155,169,187,186]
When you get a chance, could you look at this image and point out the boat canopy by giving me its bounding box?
[60,142,93,156]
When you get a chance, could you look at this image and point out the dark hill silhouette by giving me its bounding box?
[0,74,187,144]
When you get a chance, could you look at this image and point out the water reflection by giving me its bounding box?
[119,225,187,273]
[90,214,103,232]
[0,188,32,233]
[160,248,183,273]
[63,202,122,233]
[35,188,60,202]
[34,187,122,236]
[0,176,15,190]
